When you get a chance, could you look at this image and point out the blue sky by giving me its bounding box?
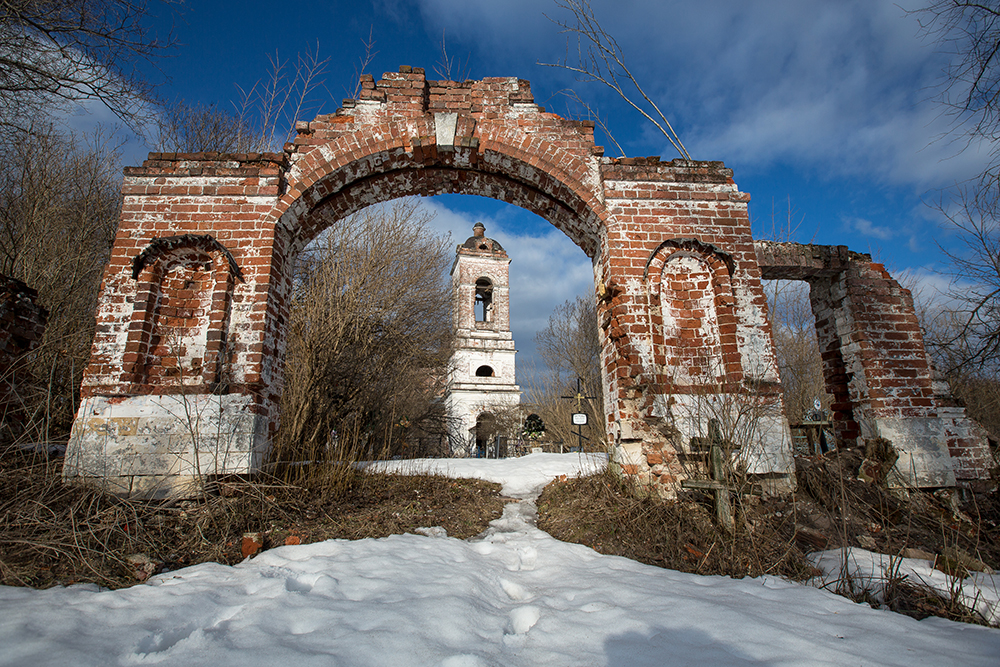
[73,0,989,381]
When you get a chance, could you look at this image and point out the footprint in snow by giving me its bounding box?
[506,606,541,635]
[440,655,489,667]
[136,623,197,655]
[499,578,531,601]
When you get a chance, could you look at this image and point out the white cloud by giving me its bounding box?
[411,0,991,191]
[419,198,595,380]
[847,217,895,241]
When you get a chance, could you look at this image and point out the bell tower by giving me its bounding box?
[445,223,520,455]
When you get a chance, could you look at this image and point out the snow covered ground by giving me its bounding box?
[1,452,998,666]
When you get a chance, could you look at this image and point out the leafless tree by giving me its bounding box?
[923,190,1000,374]
[272,199,454,463]
[918,1,1000,196]
[914,3,1000,374]
[0,0,172,138]
[540,0,690,159]
[0,123,121,444]
[764,280,829,422]
[527,295,606,451]
[154,100,260,153]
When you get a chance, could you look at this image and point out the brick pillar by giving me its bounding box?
[599,159,794,496]
[64,153,285,498]
[816,260,956,486]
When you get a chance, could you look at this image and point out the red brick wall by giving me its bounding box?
[757,241,994,486]
[81,154,284,408]
[595,159,788,492]
[64,67,992,495]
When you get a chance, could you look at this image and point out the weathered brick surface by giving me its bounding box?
[62,69,991,496]
[757,241,994,487]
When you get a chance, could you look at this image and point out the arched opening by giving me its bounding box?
[475,278,493,323]
[273,190,599,464]
[475,412,497,458]
[268,140,611,465]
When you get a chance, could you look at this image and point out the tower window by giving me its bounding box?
[475,277,493,322]
[475,365,495,377]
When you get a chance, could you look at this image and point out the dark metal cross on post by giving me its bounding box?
[561,378,597,452]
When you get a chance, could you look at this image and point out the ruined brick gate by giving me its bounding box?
[65,67,993,497]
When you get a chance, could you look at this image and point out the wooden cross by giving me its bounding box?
[681,420,735,533]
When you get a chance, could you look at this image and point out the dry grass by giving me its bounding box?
[538,448,1000,627]
[794,448,1000,568]
[4,443,998,628]
[537,466,814,580]
[0,449,503,590]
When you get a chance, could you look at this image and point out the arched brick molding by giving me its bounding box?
[644,239,741,389]
[64,67,991,497]
[123,234,242,393]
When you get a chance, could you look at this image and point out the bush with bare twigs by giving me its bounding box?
[271,199,454,469]
[0,125,121,447]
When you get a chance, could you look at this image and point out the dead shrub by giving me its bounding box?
[0,447,502,590]
[537,467,813,580]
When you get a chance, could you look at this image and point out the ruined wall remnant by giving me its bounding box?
[0,275,47,366]
[756,241,994,488]
[0,274,48,442]
[62,67,993,497]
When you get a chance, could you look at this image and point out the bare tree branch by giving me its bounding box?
[539,0,691,159]
[349,27,376,100]
[0,0,174,138]
[433,28,470,82]
[926,188,1000,373]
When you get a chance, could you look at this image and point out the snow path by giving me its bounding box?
[1,453,998,666]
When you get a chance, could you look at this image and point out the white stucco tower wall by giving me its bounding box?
[445,223,520,455]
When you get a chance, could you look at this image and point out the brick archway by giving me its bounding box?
[64,67,988,498]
